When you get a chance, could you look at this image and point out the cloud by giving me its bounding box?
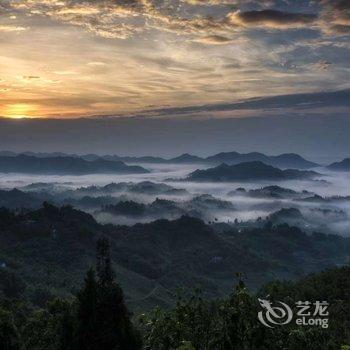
[314,60,332,70]
[20,76,60,85]
[2,0,349,42]
[195,35,234,44]
[229,9,318,29]
[8,0,144,39]
[146,89,350,115]
[0,0,335,42]
[320,0,350,34]
[53,71,79,75]
[1,0,349,119]
[1,0,233,40]
[22,76,40,80]
[0,25,27,32]
[56,6,101,16]
[333,0,350,11]
[87,62,107,67]
[182,0,282,6]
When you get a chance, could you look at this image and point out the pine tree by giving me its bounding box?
[96,238,115,286]
[76,238,142,350]
[77,268,98,350]
[95,238,141,349]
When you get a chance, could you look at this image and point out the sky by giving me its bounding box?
[0,0,349,118]
[0,109,349,161]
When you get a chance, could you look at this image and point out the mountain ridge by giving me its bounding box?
[0,155,149,175]
[186,161,320,182]
[327,158,350,171]
[0,150,319,169]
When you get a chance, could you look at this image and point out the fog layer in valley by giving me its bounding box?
[1,163,350,236]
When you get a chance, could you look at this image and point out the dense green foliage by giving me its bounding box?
[0,204,349,311]
[0,203,349,348]
[1,264,349,349]
[76,238,142,350]
[139,268,350,349]
[0,238,141,350]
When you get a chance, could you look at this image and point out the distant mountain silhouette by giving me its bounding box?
[102,155,166,163]
[186,161,320,182]
[327,158,350,171]
[0,150,319,169]
[61,181,188,196]
[169,153,204,163]
[205,152,318,168]
[0,151,17,157]
[0,155,149,175]
[118,151,318,168]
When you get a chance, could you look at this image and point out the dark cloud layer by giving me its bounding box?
[146,89,350,115]
[334,0,350,11]
[230,9,317,28]
[323,0,350,33]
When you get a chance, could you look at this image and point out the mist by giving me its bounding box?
[1,161,350,236]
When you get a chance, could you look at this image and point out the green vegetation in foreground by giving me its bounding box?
[0,238,142,350]
[0,238,350,349]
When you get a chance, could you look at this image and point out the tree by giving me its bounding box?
[0,308,19,350]
[0,269,26,299]
[21,299,75,350]
[140,290,218,350]
[219,275,270,350]
[96,238,115,286]
[76,238,142,350]
[77,268,98,350]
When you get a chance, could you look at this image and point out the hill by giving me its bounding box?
[227,185,310,199]
[328,158,350,171]
[0,150,319,169]
[168,153,204,163]
[0,188,45,209]
[0,203,348,312]
[0,155,149,175]
[205,152,318,168]
[142,265,350,349]
[99,194,234,222]
[186,161,319,182]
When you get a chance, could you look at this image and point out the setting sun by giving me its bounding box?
[3,103,38,119]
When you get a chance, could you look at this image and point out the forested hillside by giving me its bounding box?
[0,203,349,312]
[1,239,349,349]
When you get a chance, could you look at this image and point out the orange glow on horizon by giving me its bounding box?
[2,103,39,119]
